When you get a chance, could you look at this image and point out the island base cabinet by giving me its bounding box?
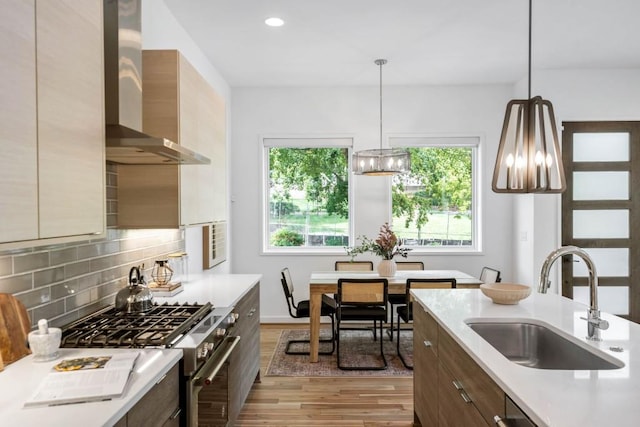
[414,304,505,427]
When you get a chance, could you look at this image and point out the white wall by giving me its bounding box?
[231,84,516,322]
[513,68,640,290]
[141,0,232,274]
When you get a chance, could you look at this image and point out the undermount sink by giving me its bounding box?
[465,320,624,370]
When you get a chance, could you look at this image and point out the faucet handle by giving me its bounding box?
[580,315,610,331]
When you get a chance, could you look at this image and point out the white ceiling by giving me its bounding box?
[163,0,640,87]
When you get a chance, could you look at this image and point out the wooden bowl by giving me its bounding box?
[480,283,531,305]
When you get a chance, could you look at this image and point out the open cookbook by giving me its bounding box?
[24,352,140,407]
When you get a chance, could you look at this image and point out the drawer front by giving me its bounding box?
[414,306,438,356]
[438,363,489,427]
[439,327,504,425]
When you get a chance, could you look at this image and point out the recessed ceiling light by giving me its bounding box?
[265,17,284,27]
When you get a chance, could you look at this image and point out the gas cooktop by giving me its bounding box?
[60,302,213,348]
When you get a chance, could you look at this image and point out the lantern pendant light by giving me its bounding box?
[492,0,566,193]
[352,59,411,176]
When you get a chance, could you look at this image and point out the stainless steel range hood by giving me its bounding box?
[103,0,210,165]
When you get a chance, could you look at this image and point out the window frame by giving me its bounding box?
[388,134,483,254]
[261,135,355,255]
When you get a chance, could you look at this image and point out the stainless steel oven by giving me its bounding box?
[185,335,239,426]
[175,307,239,427]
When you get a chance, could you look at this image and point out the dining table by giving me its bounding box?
[307,269,483,362]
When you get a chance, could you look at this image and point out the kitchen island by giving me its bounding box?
[412,288,639,427]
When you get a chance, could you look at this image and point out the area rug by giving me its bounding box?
[265,328,414,377]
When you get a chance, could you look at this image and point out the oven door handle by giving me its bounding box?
[193,335,240,387]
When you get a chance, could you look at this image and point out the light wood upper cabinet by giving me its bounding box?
[0,0,38,242]
[117,50,225,228]
[0,0,105,247]
[37,0,105,238]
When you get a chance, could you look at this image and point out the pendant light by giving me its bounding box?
[353,59,411,176]
[492,0,566,193]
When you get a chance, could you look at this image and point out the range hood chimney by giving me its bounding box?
[103,0,210,165]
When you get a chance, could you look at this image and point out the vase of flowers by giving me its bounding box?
[346,223,411,277]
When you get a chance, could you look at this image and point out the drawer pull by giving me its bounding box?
[156,373,167,385]
[169,407,182,420]
[247,308,256,317]
[452,380,472,403]
[423,340,432,348]
[459,390,472,403]
[493,415,508,427]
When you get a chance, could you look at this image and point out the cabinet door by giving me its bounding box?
[178,54,219,226]
[229,283,261,423]
[414,306,439,427]
[0,0,38,242]
[127,363,180,427]
[36,0,105,238]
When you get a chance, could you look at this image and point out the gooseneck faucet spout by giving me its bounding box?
[538,245,609,341]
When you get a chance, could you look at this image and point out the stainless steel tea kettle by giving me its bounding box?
[115,266,154,313]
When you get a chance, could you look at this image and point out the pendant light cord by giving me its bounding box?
[379,59,383,150]
[528,0,532,99]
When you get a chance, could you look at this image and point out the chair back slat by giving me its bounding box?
[337,279,388,305]
[396,261,424,271]
[335,261,374,271]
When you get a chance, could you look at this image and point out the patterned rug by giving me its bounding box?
[265,328,414,377]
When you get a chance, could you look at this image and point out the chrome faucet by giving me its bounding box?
[539,245,609,341]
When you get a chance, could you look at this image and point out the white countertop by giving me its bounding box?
[0,348,181,427]
[153,273,262,307]
[0,272,262,426]
[412,289,640,427]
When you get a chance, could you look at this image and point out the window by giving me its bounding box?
[390,136,479,251]
[263,137,352,252]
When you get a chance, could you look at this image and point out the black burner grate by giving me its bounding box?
[60,302,212,348]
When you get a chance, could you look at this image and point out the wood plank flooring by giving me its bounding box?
[236,324,415,427]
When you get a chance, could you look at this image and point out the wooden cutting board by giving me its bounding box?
[0,293,32,368]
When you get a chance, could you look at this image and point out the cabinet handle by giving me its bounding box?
[156,373,167,385]
[423,340,432,347]
[493,415,508,427]
[247,308,256,317]
[459,390,472,403]
[452,380,472,403]
[169,407,182,420]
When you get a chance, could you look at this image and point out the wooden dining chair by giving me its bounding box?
[335,261,374,271]
[336,278,389,370]
[280,268,336,355]
[480,267,502,283]
[387,261,425,340]
[396,278,456,369]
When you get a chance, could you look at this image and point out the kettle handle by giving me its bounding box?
[129,266,141,285]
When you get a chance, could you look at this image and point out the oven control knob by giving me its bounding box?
[197,346,208,360]
[215,328,226,337]
[227,314,238,325]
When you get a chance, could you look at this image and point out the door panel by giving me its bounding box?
[562,122,640,322]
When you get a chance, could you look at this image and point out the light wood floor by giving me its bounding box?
[236,324,415,427]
